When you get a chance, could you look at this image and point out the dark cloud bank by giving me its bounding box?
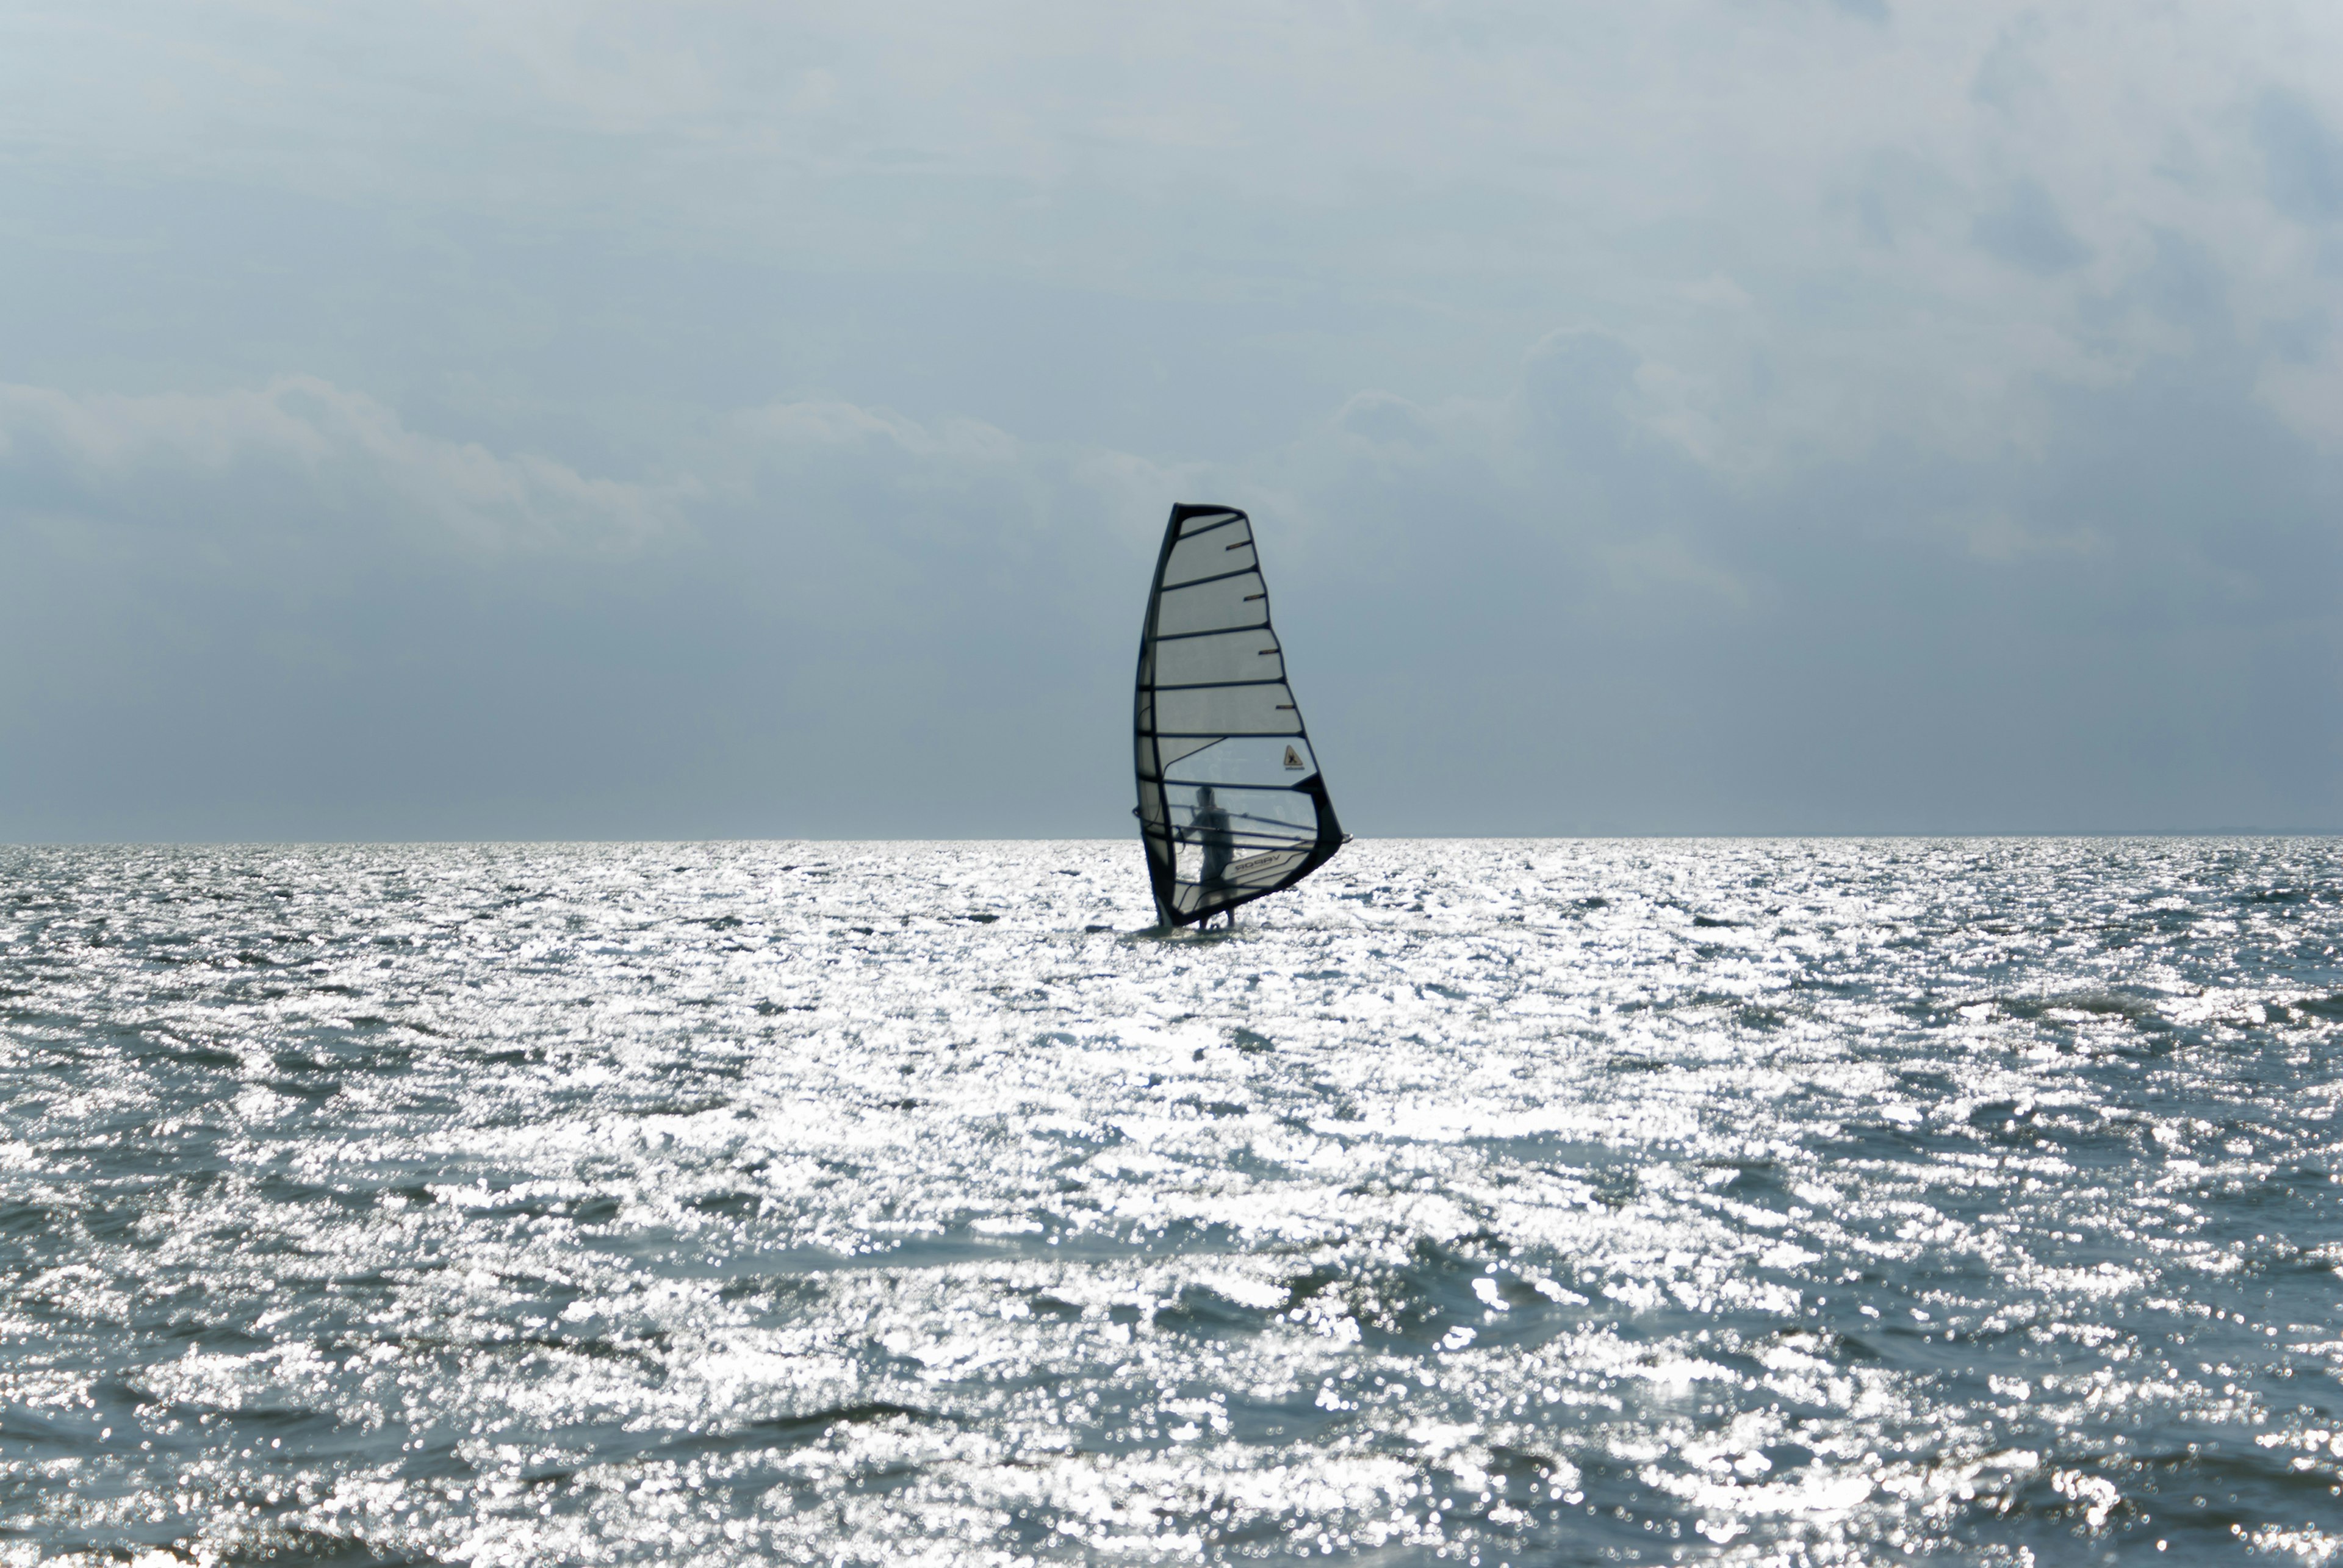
[2,322,2334,841]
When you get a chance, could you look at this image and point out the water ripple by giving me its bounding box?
[1,838,2339,1564]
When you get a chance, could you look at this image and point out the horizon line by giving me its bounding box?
[4,829,2339,851]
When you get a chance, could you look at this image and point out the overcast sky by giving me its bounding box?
[3,1,2339,840]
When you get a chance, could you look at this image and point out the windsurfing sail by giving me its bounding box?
[1134,503,1344,927]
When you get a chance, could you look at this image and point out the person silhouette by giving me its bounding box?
[1191,785,1235,916]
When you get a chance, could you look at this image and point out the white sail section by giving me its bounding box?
[1134,505,1343,927]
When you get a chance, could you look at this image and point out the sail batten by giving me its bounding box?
[1133,503,1343,927]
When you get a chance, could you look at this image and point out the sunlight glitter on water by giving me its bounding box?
[1,838,2340,1564]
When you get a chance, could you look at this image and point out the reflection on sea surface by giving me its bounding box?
[1,838,2339,1564]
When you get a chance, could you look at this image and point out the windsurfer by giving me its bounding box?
[1190,786,1235,901]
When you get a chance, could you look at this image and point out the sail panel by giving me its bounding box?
[1151,575,1272,638]
[1133,503,1343,927]
[1159,529,1259,586]
[1152,627,1287,686]
[1158,733,1314,784]
[1137,733,1224,774]
[1153,684,1305,736]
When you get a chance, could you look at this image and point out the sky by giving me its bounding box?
[2,1,2339,841]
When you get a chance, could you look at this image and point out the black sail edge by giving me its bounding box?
[1134,503,1344,927]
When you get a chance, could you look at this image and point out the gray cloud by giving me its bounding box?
[1973,181,2091,275]
[2256,90,2343,223]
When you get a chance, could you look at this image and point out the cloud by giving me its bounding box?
[11,2,2342,473]
[1251,326,2343,834]
[0,377,682,558]
[1972,181,2092,275]
[1333,394,1437,451]
[2,333,2339,842]
[2255,89,2343,223]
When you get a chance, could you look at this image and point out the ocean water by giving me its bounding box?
[2,838,2340,1567]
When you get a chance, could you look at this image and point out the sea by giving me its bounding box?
[2,837,2339,1567]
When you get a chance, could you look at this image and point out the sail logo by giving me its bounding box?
[1283,746,1305,770]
